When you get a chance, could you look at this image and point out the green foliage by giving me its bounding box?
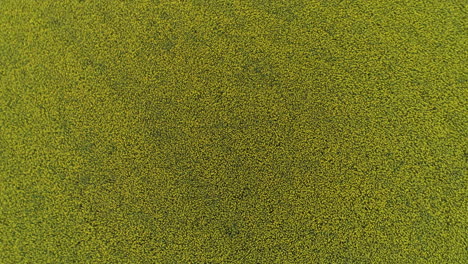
[1,0,467,263]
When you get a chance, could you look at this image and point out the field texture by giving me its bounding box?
[1,0,467,263]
